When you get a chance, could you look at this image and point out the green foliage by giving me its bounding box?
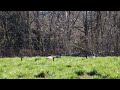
[0,56,120,79]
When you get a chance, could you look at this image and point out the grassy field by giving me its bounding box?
[0,56,120,79]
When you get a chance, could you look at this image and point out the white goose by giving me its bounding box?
[46,56,55,61]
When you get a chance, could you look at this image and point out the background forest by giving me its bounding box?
[0,11,119,57]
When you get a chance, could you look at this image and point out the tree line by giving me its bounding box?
[0,11,119,57]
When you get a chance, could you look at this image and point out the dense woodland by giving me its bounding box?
[0,11,120,57]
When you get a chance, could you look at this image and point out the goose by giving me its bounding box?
[46,55,55,61]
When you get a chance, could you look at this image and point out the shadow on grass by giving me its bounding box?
[86,69,110,79]
[87,69,102,76]
[34,71,50,78]
[75,70,85,76]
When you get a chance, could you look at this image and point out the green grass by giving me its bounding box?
[0,56,120,79]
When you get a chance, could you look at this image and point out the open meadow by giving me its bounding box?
[0,56,120,79]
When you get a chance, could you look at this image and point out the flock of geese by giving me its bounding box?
[21,55,61,61]
[20,54,96,61]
